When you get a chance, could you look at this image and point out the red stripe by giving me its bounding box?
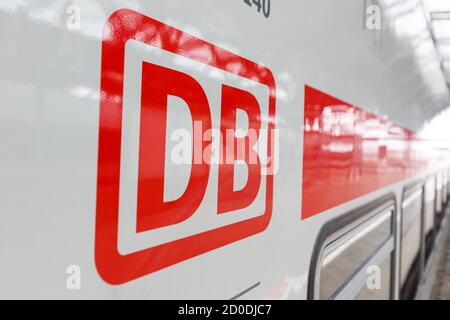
[301,85,429,219]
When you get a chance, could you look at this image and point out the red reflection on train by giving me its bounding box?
[302,85,427,219]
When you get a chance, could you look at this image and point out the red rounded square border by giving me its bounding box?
[95,9,276,284]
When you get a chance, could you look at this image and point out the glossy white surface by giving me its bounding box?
[0,0,449,299]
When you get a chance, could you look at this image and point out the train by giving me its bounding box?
[1,0,450,300]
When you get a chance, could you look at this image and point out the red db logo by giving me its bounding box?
[95,9,276,284]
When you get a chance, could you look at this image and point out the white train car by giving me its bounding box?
[1,0,450,300]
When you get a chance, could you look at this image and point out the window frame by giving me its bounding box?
[436,172,443,215]
[308,193,396,300]
[400,180,425,300]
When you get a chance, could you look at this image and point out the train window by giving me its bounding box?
[436,172,445,231]
[443,170,448,204]
[308,196,394,300]
[424,177,435,261]
[400,183,423,299]
[436,173,443,215]
[447,168,450,198]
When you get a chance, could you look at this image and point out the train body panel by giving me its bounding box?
[0,0,449,299]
